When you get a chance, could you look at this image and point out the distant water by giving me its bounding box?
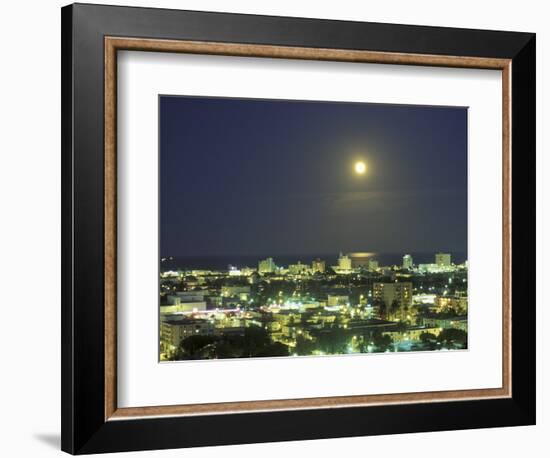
[161,252,467,271]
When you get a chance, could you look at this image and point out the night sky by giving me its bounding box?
[160,96,467,258]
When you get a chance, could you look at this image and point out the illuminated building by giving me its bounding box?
[413,293,436,305]
[418,263,454,273]
[403,254,413,270]
[160,301,207,314]
[373,282,413,320]
[435,252,452,266]
[367,259,379,271]
[228,266,242,276]
[221,285,251,299]
[300,300,321,309]
[435,294,468,313]
[174,291,206,302]
[327,295,349,307]
[288,261,308,275]
[161,270,180,278]
[421,315,468,332]
[383,326,442,342]
[228,266,254,277]
[159,244,467,360]
[161,318,215,348]
[337,252,352,270]
[258,257,276,274]
[272,310,302,325]
[311,258,326,273]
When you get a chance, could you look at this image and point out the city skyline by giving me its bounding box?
[160,249,468,361]
[159,95,468,361]
[160,251,468,272]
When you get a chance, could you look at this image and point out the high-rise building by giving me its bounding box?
[435,252,452,266]
[258,257,276,274]
[311,258,326,273]
[367,259,379,271]
[373,282,413,321]
[337,252,352,270]
[288,261,308,275]
[403,254,413,270]
[161,319,215,348]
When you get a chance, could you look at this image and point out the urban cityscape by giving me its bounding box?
[160,252,468,361]
[159,95,468,362]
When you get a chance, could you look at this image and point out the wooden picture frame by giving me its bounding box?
[62,3,535,454]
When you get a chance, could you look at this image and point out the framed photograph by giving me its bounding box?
[61,3,536,454]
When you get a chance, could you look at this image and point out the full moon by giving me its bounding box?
[354,161,367,175]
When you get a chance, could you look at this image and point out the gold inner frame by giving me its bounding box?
[104,37,512,421]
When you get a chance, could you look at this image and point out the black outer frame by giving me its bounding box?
[61,3,536,454]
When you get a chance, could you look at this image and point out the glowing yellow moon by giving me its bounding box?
[354,161,367,175]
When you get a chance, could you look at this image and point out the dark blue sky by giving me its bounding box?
[160,96,467,258]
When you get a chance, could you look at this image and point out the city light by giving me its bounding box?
[159,252,468,361]
[158,97,469,364]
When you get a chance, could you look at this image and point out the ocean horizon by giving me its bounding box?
[160,251,467,271]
